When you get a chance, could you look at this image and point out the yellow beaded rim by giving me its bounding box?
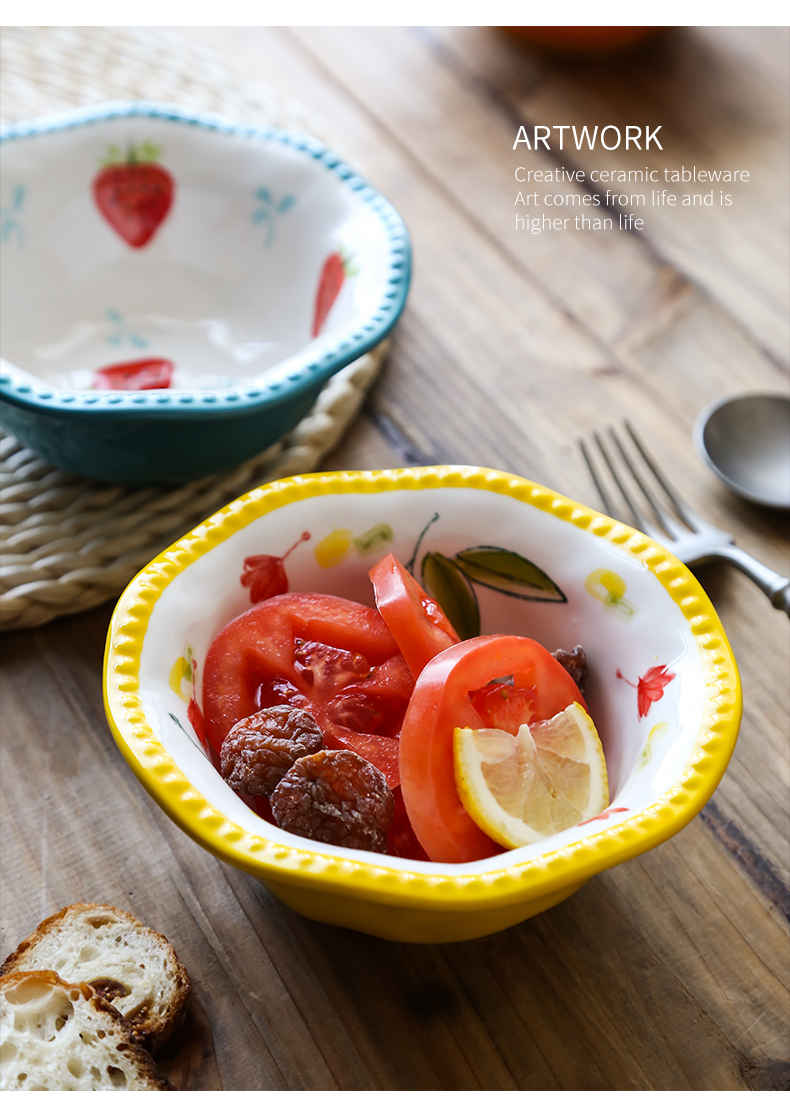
[103,466,742,911]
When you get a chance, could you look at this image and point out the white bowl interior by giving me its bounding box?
[1,113,394,391]
[134,484,704,876]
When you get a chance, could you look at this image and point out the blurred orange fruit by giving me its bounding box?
[504,26,662,54]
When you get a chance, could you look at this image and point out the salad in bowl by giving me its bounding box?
[103,466,741,942]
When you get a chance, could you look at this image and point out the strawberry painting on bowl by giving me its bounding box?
[92,140,175,249]
[0,102,411,484]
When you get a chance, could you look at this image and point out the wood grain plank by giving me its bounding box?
[3,26,788,1093]
[0,611,367,1090]
[322,409,415,473]
[431,25,790,362]
[263,25,788,894]
[176,8,788,920]
[267,27,786,526]
[2,547,788,1093]
[281,25,787,367]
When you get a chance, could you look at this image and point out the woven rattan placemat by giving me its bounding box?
[0,27,388,631]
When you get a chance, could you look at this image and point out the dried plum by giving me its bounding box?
[270,749,394,853]
[220,706,324,796]
[552,645,588,695]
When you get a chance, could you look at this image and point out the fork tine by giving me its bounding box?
[590,430,651,533]
[607,426,683,540]
[579,437,618,518]
[623,419,698,531]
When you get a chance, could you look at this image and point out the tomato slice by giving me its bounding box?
[369,553,460,677]
[202,593,414,788]
[399,635,588,863]
[387,786,430,861]
[468,681,538,734]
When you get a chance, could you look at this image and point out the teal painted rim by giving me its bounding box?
[0,101,411,419]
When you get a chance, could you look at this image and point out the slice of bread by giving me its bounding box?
[0,971,172,1091]
[0,904,191,1053]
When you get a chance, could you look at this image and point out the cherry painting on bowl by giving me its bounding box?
[103,466,741,943]
[0,103,410,483]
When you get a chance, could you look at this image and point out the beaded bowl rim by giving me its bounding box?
[0,101,411,417]
[103,465,742,912]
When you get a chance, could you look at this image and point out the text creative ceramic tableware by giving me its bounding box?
[0,103,410,483]
[103,466,741,942]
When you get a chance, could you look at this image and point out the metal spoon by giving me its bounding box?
[694,393,790,510]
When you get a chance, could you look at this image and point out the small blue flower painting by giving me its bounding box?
[252,186,296,248]
[1,184,26,247]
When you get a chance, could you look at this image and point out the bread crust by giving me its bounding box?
[1,904,191,1053]
[0,970,173,1090]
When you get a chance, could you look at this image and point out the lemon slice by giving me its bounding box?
[454,702,609,848]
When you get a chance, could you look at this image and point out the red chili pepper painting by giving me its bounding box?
[240,531,311,604]
[617,664,675,719]
[93,357,174,391]
[185,656,212,764]
[168,650,214,765]
[312,250,356,337]
[93,142,174,248]
[187,693,207,753]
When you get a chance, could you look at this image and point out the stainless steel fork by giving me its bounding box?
[580,421,790,616]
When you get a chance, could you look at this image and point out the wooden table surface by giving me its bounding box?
[2,26,788,1092]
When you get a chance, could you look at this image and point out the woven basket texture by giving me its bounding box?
[0,27,387,630]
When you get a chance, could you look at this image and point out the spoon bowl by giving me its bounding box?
[694,393,790,510]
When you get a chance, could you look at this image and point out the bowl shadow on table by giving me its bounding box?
[224,862,767,1092]
[692,560,743,614]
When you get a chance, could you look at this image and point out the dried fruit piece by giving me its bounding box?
[270,749,394,852]
[220,706,324,796]
[88,977,129,1004]
[552,645,588,695]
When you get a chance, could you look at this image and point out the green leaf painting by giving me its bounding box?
[353,523,394,554]
[408,514,568,642]
[453,546,567,603]
[422,552,481,639]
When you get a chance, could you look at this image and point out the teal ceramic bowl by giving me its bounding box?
[0,102,410,484]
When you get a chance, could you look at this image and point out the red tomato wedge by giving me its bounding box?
[201,593,414,788]
[399,635,588,863]
[387,786,430,861]
[369,553,460,677]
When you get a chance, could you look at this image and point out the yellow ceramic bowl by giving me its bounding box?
[103,466,741,943]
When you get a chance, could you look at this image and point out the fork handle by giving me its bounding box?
[712,546,790,616]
